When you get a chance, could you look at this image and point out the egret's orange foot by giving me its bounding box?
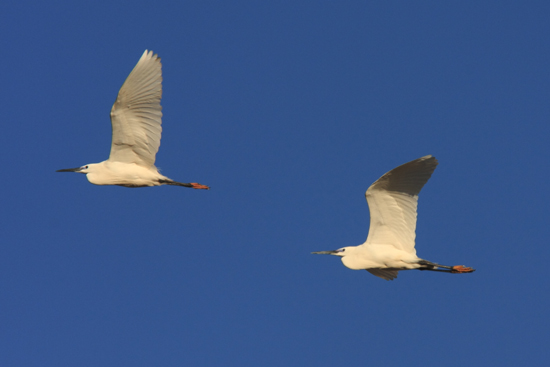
[190,183,210,190]
[451,265,475,273]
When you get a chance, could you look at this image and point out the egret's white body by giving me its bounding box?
[313,155,474,280]
[57,50,209,190]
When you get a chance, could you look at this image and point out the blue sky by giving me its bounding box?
[1,1,549,366]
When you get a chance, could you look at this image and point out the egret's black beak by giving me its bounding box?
[311,250,338,255]
[56,167,82,172]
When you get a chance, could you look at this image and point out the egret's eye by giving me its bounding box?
[84,165,89,169]
[339,248,345,252]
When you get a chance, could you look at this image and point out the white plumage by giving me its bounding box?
[109,50,163,167]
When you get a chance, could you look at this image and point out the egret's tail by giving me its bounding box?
[159,179,210,190]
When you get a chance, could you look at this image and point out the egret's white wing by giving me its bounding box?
[109,50,163,166]
[362,155,438,254]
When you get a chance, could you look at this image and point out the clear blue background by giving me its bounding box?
[1,1,548,366]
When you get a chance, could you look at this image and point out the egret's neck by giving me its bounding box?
[340,246,378,270]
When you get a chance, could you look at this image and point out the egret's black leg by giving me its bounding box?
[417,260,475,273]
[158,179,210,189]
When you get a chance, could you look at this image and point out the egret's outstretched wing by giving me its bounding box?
[109,50,163,166]
[362,155,438,254]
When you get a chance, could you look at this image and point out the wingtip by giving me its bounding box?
[420,154,437,163]
[418,155,438,169]
[141,49,160,61]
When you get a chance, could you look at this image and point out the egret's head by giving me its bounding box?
[312,247,355,258]
[56,164,91,174]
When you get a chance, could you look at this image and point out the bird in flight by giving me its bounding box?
[313,155,474,280]
[57,50,209,190]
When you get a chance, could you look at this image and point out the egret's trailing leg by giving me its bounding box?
[158,179,209,189]
[417,260,475,273]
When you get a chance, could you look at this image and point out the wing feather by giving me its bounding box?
[367,269,399,280]
[109,50,163,166]
[362,155,438,254]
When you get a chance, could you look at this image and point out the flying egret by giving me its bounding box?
[57,50,209,189]
[313,155,474,280]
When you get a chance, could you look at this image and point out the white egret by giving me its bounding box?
[57,50,209,189]
[313,155,474,280]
